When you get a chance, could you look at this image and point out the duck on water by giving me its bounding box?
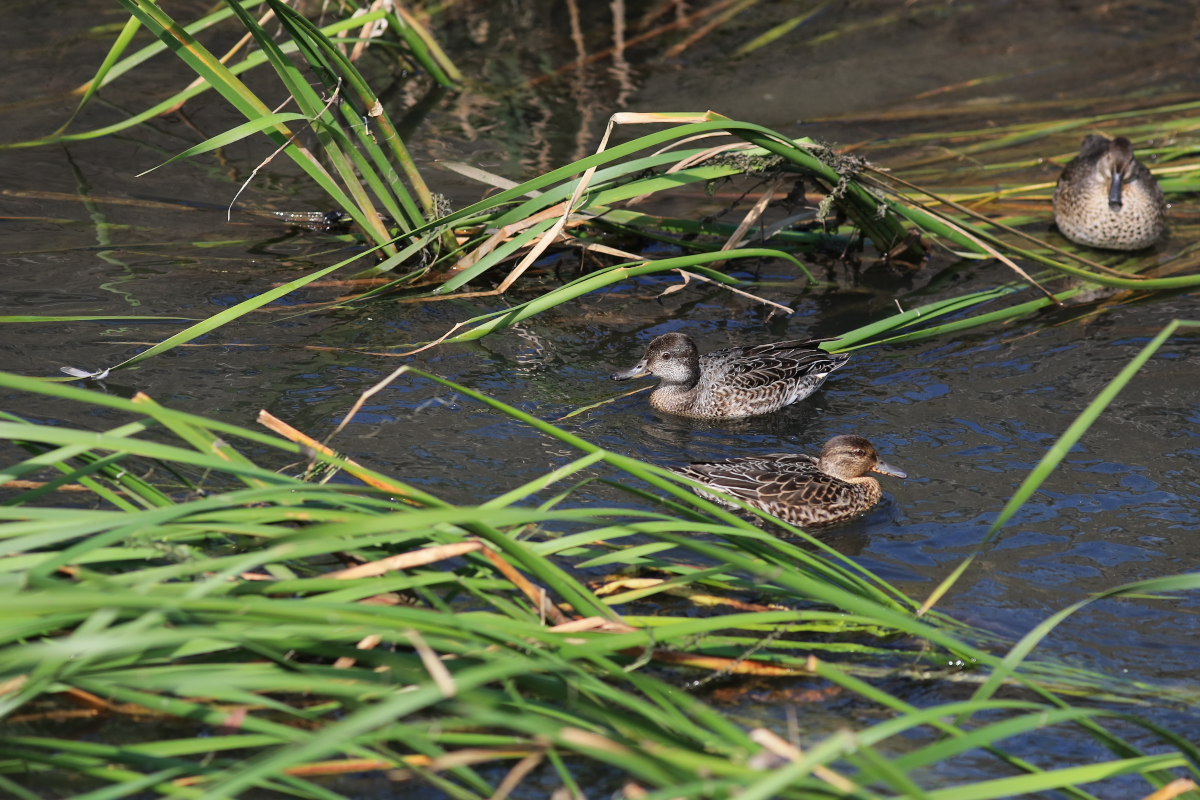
[673,434,907,528]
[611,332,849,420]
[1053,134,1167,251]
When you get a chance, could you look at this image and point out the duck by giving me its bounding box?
[610,332,849,419]
[1052,134,1168,251]
[672,434,906,528]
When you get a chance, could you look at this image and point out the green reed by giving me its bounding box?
[3,3,1200,797]
[5,3,1200,369]
[2,329,1200,797]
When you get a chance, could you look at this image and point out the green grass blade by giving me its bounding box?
[922,319,1200,613]
[55,13,145,136]
[98,262,346,373]
[135,113,310,177]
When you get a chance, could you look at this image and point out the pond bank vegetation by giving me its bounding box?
[2,2,1200,798]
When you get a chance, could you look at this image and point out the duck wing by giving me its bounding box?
[673,453,821,496]
[699,339,849,414]
[674,453,869,527]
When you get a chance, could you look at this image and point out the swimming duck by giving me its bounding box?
[1053,135,1167,250]
[672,434,906,528]
[610,332,848,419]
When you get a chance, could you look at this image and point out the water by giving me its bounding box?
[2,1,1199,796]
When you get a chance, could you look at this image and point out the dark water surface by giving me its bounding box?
[2,0,1199,796]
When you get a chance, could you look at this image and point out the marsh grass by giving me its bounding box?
[3,323,1200,797]
[7,3,1200,371]
[11,0,460,257]
[4,3,1200,797]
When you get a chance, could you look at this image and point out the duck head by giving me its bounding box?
[611,332,702,388]
[1075,134,1140,211]
[818,434,907,481]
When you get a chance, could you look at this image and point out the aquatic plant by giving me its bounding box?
[7,2,1200,369]
[3,3,1200,798]
[1,321,1199,797]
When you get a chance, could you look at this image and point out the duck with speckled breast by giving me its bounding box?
[1053,134,1168,251]
[673,434,907,528]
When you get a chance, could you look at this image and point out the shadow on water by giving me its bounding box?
[2,0,1199,796]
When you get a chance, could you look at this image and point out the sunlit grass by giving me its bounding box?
[3,2,1200,797]
[6,3,1200,373]
[2,319,1200,796]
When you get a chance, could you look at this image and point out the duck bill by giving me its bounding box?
[610,360,650,381]
[1108,171,1125,210]
[873,460,907,479]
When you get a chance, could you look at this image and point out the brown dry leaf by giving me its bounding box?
[623,648,815,677]
[328,541,484,579]
[1140,779,1199,800]
[750,728,858,793]
[550,616,639,634]
[257,409,420,500]
[592,577,665,596]
[558,727,634,756]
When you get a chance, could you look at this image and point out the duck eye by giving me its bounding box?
[661,353,672,359]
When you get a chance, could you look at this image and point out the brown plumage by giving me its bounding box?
[610,332,849,419]
[673,434,906,528]
[1053,135,1167,251]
